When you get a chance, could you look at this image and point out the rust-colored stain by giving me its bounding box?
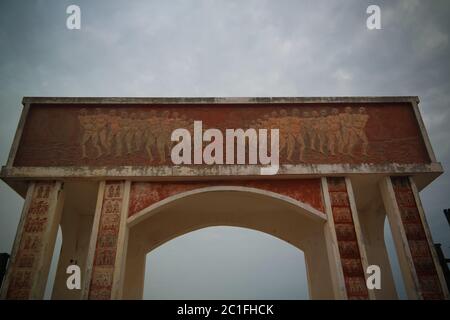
[13,102,430,167]
[129,179,324,216]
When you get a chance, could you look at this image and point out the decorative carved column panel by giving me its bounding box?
[85,181,130,300]
[325,177,370,300]
[390,177,447,299]
[1,181,64,299]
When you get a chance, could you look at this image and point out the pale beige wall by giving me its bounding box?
[51,182,98,299]
[351,176,398,299]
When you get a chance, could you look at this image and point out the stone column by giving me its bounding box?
[380,176,449,299]
[51,213,93,299]
[357,202,398,299]
[322,177,374,300]
[82,181,130,300]
[0,181,64,299]
[122,241,146,299]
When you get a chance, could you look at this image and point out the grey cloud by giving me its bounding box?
[1,0,449,299]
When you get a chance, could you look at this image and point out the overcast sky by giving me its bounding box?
[1,0,449,299]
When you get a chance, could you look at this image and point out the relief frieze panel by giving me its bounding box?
[13,103,430,167]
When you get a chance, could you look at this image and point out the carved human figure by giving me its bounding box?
[300,111,312,153]
[105,110,120,156]
[133,112,147,152]
[292,111,307,162]
[94,108,109,153]
[79,108,102,158]
[278,109,295,161]
[339,106,354,155]
[144,110,158,161]
[285,109,302,162]
[114,111,128,157]
[124,113,138,154]
[309,110,320,152]
[326,108,343,155]
[350,107,369,155]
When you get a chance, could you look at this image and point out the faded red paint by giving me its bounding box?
[129,179,324,216]
[14,102,430,167]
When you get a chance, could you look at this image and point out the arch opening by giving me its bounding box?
[143,226,309,299]
[123,188,334,299]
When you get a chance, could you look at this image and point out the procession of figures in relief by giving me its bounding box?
[78,107,369,162]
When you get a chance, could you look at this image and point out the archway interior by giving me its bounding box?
[124,189,334,299]
[143,226,309,299]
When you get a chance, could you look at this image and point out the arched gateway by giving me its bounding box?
[0,97,448,300]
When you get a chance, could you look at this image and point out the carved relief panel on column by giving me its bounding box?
[88,182,125,300]
[327,177,369,300]
[6,182,59,299]
[391,177,444,299]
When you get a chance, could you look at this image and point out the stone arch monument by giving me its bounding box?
[0,96,448,300]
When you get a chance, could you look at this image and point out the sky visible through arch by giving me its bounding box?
[144,226,309,300]
[0,0,449,299]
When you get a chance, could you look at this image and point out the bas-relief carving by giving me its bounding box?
[79,108,193,162]
[391,177,444,299]
[78,107,369,162]
[6,182,54,299]
[88,182,124,300]
[327,177,369,300]
[13,103,431,166]
[253,106,369,161]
